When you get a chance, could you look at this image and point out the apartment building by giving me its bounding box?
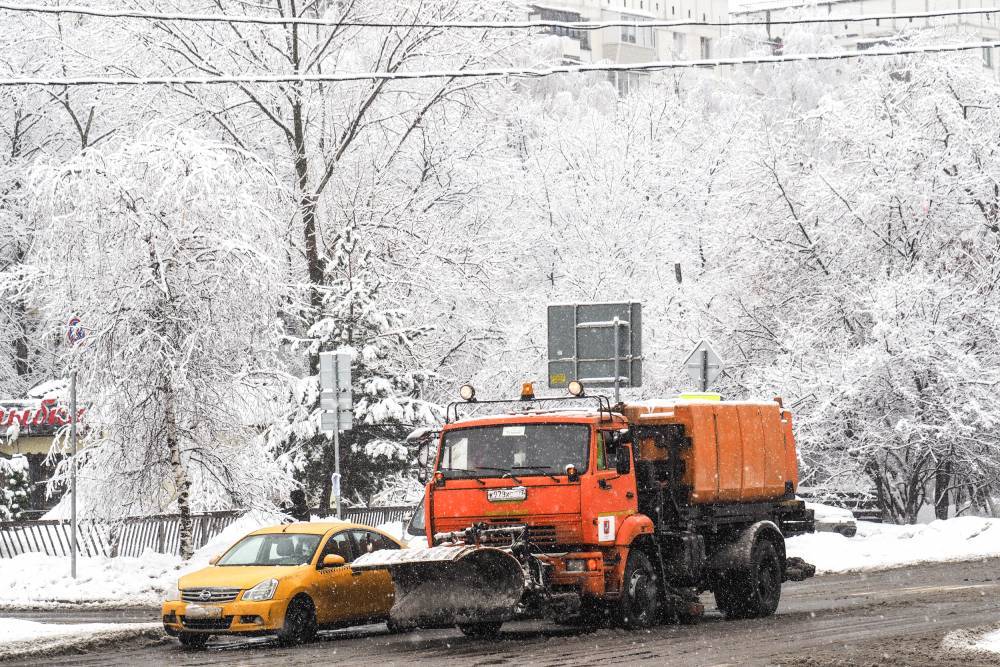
[529,0,729,68]
[731,0,999,78]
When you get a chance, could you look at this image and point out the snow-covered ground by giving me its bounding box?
[0,618,159,660]
[787,516,1000,574]
[942,626,1000,657]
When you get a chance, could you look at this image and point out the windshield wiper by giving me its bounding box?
[474,466,522,484]
[437,467,486,485]
[512,465,561,483]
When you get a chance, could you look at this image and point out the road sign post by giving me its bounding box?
[69,370,78,579]
[320,350,353,519]
[683,339,723,392]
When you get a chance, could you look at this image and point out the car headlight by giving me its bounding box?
[164,582,181,602]
[242,578,279,602]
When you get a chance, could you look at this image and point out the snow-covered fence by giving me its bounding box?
[798,490,884,523]
[0,506,418,558]
[0,511,241,559]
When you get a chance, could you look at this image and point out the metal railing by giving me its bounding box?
[0,505,418,559]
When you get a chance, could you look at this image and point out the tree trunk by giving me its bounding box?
[164,380,194,559]
[934,460,952,520]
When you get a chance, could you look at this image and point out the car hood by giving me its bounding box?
[179,565,306,591]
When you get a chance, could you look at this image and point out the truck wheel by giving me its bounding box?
[277,596,317,645]
[177,632,209,649]
[458,621,502,638]
[617,550,661,629]
[714,539,782,619]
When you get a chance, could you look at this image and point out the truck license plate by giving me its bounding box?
[184,604,222,619]
[487,487,527,502]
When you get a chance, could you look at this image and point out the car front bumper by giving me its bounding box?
[161,598,291,635]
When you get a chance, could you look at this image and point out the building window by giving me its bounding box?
[700,36,711,59]
[673,31,686,58]
[702,13,706,22]
[875,18,880,26]
[671,5,675,14]
[985,43,995,68]
[621,13,655,47]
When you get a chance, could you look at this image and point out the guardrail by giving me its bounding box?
[0,505,418,559]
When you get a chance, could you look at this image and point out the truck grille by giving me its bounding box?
[479,523,557,547]
[181,587,241,603]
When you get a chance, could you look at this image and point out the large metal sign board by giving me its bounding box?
[683,339,723,389]
[319,350,353,431]
[547,302,642,389]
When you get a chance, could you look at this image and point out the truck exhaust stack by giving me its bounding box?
[352,545,525,627]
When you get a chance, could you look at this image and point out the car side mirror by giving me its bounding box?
[321,554,346,568]
[415,437,436,484]
[209,554,221,566]
[615,447,631,475]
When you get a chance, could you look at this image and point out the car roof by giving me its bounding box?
[249,522,404,542]
[247,521,406,546]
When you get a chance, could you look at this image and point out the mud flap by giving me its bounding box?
[352,546,526,628]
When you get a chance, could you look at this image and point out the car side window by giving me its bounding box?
[318,531,354,564]
[597,432,617,470]
[371,531,400,552]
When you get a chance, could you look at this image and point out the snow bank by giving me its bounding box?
[0,619,158,659]
[787,516,1000,574]
[941,626,1000,657]
[0,510,283,608]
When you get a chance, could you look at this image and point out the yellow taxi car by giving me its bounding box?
[162,522,404,648]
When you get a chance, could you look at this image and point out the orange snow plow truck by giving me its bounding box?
[352,386,815,636]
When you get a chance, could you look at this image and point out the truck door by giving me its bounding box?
[581,429,639,545]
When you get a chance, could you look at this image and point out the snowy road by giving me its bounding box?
[6,558,1000,666]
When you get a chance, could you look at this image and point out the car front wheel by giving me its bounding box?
[277,596,317,645]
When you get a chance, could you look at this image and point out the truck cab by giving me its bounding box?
[426,411,645,602]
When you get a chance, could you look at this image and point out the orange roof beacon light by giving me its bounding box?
[520,382,536,401]
[459,384,477,402]
[568,380,585,397]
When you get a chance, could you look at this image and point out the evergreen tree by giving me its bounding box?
[0,454,30,521]
[274,224,440,508]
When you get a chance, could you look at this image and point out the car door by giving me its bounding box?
[311,530,356,625]
[348,530,400,619]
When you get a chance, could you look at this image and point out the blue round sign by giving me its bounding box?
[67,317,85,345]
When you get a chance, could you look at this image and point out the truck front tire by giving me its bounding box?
[617,550,661,629]
[714,539,782,619]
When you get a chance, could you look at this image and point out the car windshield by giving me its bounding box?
[438,423,589,478]
[217,533,322,567]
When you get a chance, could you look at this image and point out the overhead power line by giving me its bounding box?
[0,40,996,88]
[0,1,998,31]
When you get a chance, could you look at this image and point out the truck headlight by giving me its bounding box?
[242,578,278,602]
[565,559,587,573]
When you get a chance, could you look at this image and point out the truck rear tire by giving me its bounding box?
[714,540,782,620]
[617,550,660,629]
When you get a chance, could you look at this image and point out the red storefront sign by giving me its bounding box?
[0,399,85,430]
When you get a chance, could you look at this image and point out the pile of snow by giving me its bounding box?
[942,626,1000,656]
[787,516,1000,574]
[0,510,283,608]
[0,618,158,659]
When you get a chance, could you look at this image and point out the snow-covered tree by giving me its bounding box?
[32,129,293,557]
[272,222,440,507]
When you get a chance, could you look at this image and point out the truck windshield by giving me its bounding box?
[438,423,589,478]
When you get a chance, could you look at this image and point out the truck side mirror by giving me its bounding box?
[615,446,631,475]
[416,440,432,483]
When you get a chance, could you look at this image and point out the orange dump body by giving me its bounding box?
[622,400,798,503]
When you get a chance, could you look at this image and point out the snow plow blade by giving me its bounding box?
[352,546,525,628]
